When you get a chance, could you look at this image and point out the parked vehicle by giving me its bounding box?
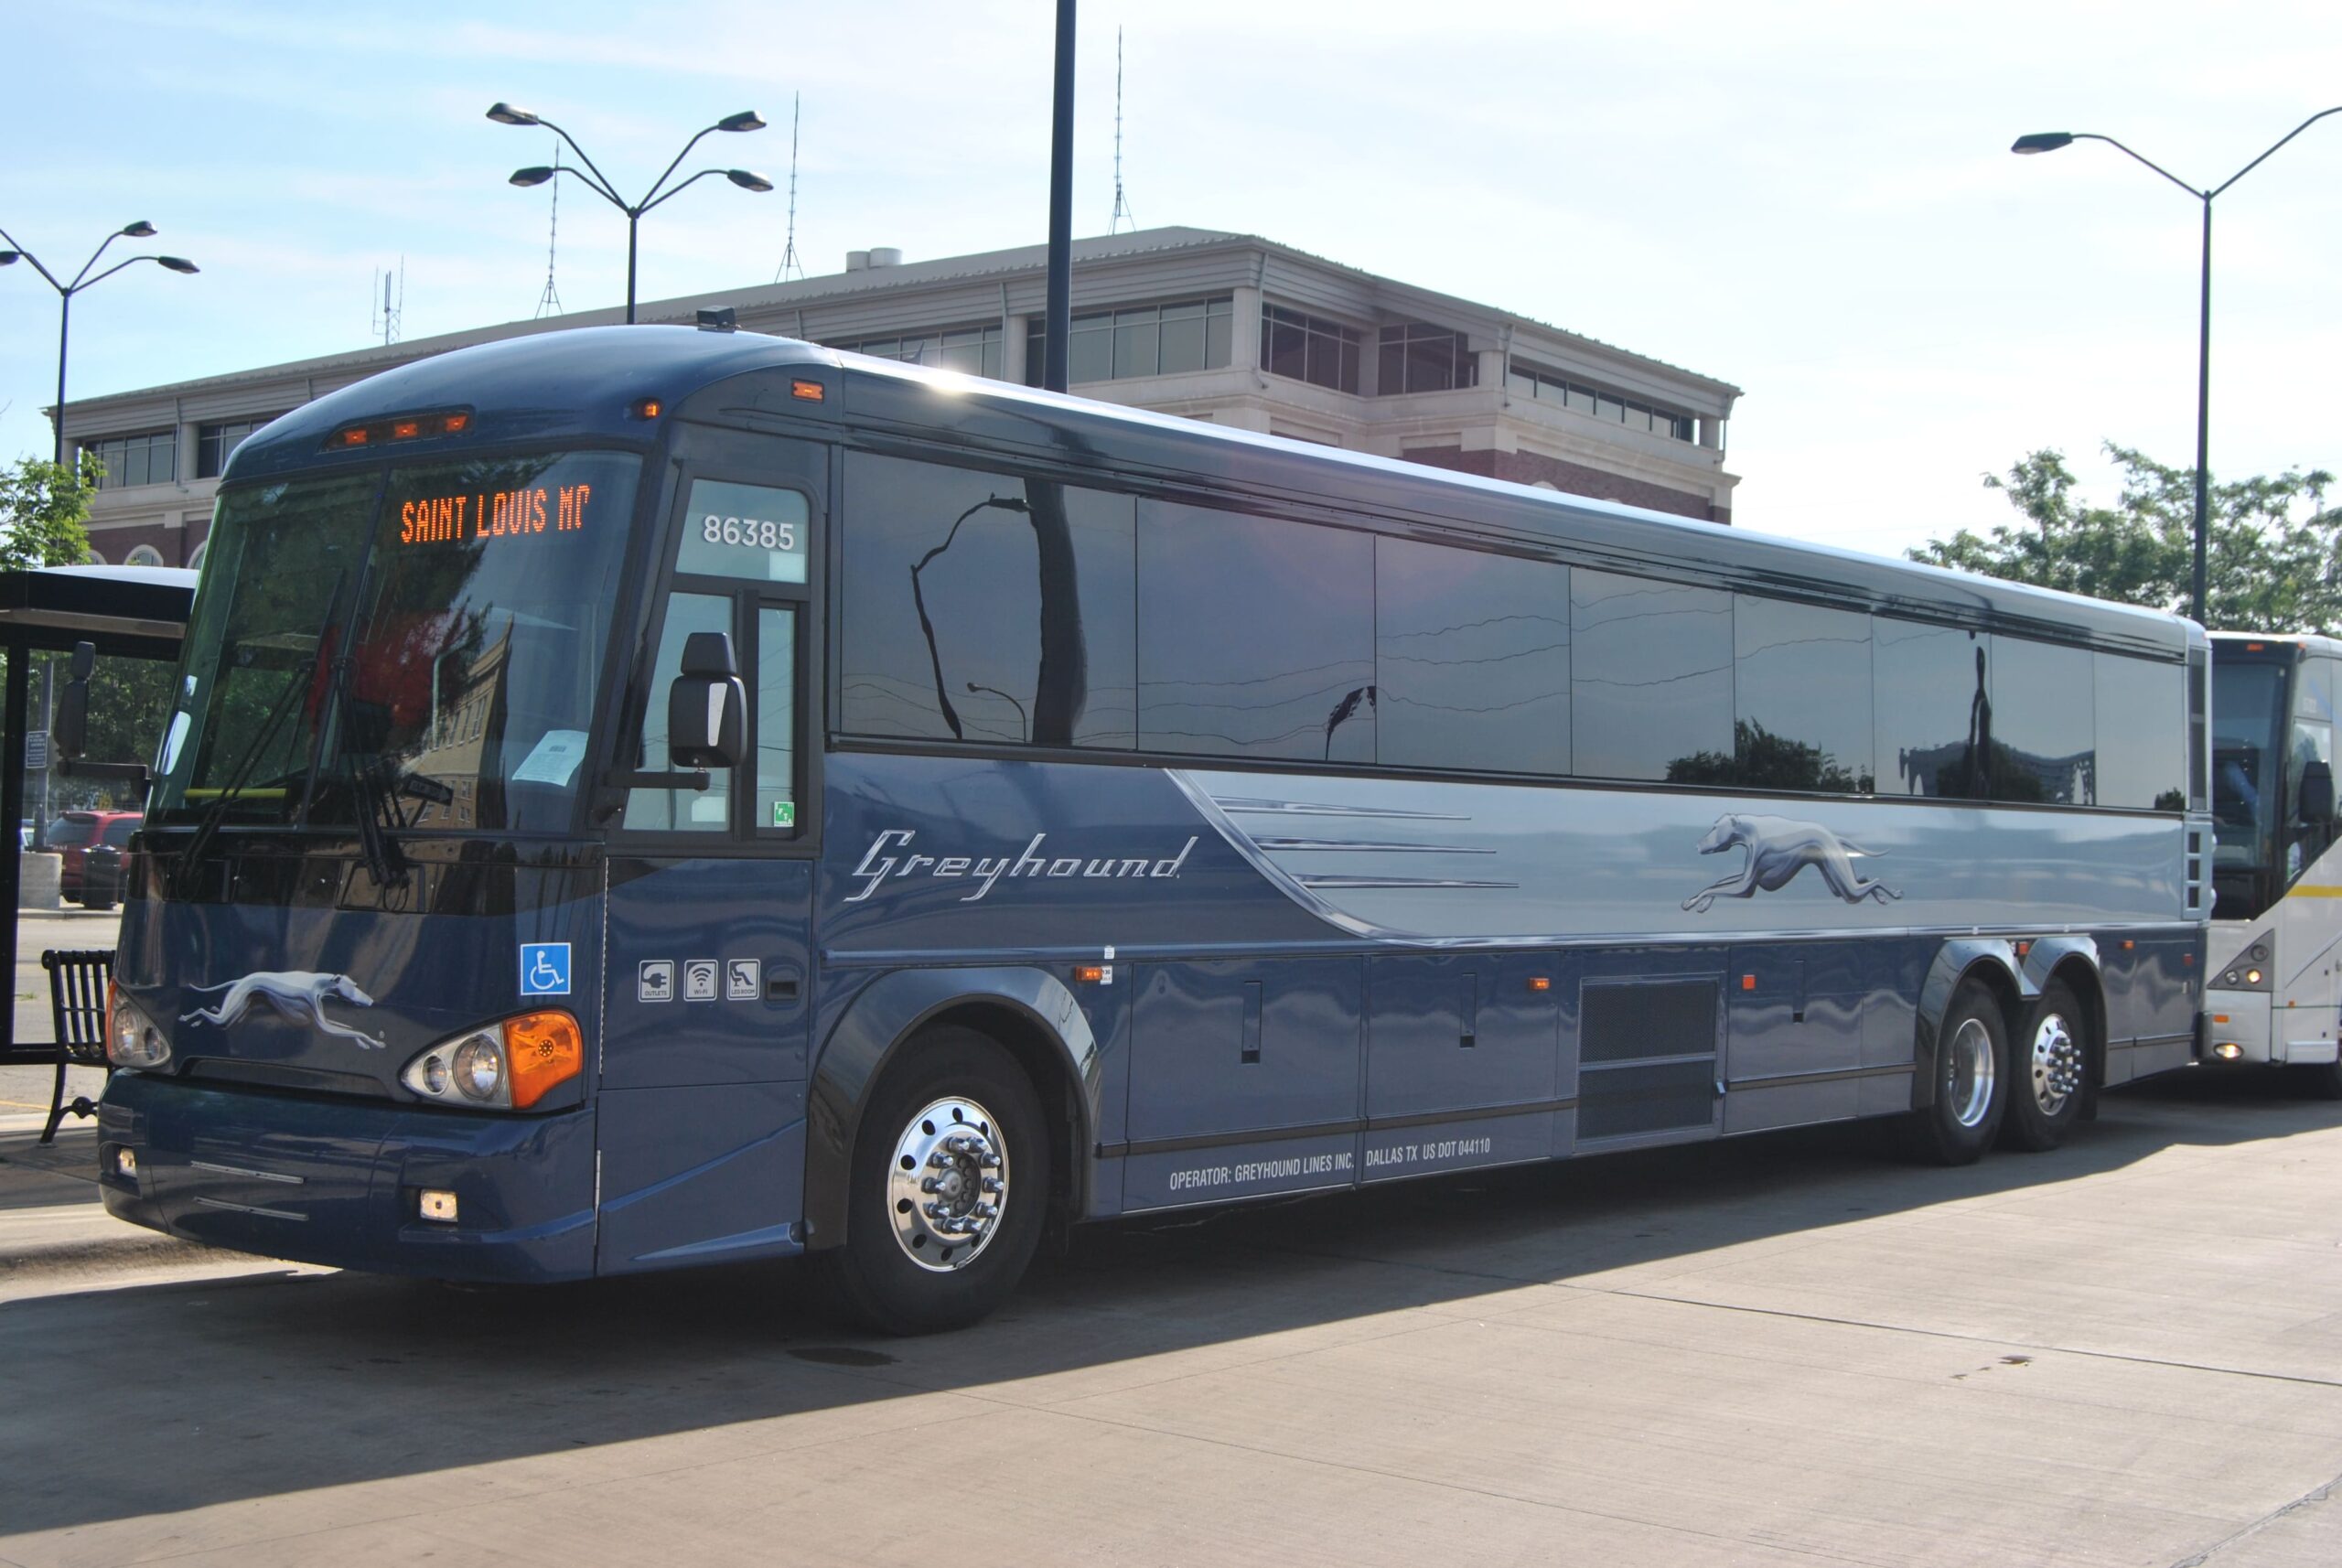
[44,810,141,906]
[94,327,2210,1334]
[2202,632,2342,1092]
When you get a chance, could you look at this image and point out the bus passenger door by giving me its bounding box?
[596,435,824,1272]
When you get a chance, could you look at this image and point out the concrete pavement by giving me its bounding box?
[3,1073,2341,1566]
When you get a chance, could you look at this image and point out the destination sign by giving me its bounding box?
[399,482,599,547]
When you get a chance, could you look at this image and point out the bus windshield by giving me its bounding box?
[2212,657,2285,881]
[151,449,640,833]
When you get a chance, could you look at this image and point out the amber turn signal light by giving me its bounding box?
[504,1010,585,1110]
[790,379,825,402]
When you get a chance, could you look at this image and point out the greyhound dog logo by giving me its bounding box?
[1682,814,1901,914]
[180,971,385,1050]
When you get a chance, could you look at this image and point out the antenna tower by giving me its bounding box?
[1109,28,1137,233]
[774,93,806,282]
[371,259,403,346]
[535,139,565,317]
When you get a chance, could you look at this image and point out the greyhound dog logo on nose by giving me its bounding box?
[179,971,385,1050]
[1682,814,1902,914]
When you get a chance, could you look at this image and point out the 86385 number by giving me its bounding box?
[703,514,798,551]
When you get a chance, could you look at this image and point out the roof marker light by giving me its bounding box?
[790,380,825,402]
[631,397,662,420]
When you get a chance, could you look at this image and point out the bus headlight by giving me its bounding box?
[2216,933,2276,992]
[105,984,172,1069]
[401,1010,582,1111]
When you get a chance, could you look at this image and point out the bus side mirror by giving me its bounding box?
[667,631,745,769]
[2301,759,2335,824]
[53,640,95,764]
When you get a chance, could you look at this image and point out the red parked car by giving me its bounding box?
[43,810,141,909]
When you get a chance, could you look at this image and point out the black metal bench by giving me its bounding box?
[33,950,112,1144]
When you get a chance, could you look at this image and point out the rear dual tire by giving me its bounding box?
[1905,980,2007,1165]
[2000,980,2086,1152]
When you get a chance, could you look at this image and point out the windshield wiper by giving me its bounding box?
[317,650,409,891]
[171,579,348,898]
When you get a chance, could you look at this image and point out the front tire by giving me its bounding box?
[2001,980,2088,1151]
[1903,979,2007,1165]
[815,1027,1049,1335]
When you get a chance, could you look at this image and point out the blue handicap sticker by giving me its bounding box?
[520,942,572,997]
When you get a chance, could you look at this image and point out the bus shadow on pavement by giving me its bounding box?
[1,1077,2330,1539]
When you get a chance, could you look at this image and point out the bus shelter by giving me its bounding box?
[0,564,196,1061]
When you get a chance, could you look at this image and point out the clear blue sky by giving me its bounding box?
[3,1,2337,557]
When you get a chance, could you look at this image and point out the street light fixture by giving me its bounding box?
[2011,108,2341,625]
[0,220,200,466]
[487,102,770,324]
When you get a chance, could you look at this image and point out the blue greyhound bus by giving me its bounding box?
[91,325,2209,1332]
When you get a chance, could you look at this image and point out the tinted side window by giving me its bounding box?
[1375,538,1568,775]
[1992,638,2094,803]
[1570,569,1731,782]
[1138,501,1374,762]
[2094,653,2186,811]
[1875,619,1991,799]
[1729,596,1873,792]
[840,454,1136,747]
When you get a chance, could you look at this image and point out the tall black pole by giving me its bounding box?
[0,651,28,1055]
[1043,0,1076,392]
[2191,197,2212,627]
[626,211,639,325]
[53,292,70,467]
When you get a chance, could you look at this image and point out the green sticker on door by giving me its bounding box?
[772,800,796,828]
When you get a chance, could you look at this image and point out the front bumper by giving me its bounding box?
[98,1071,596,1282]
[2200,991,2342,1066]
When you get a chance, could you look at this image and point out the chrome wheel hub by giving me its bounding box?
[1946,1017,1996,1130]
[887,1096,1008,1273]
[2030,1014,2082,1116]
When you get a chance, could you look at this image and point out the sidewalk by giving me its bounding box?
[0,907,124,1127]
[0,1123,295,1301]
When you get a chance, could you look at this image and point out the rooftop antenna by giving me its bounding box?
[534,139,565,317]
[371,258,403,346]
[774,92,806,282]
[1109,28,1136,234]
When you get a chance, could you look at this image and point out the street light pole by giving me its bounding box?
[489,104,771,324]
[0,221,199,466]
[2012,108,2342,626]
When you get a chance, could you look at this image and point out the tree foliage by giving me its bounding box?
[1909,443,2339,631]
[0,452,99,570]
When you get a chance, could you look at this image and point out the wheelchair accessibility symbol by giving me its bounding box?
[520,942,572,997]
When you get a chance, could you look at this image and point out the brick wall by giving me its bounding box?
[1402,446,1729,525]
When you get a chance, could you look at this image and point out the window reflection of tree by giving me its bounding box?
[907,479,1092,746]
[1669,720,1870,793]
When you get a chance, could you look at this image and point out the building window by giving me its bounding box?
[81,429,177,489]
[196,415,280,478]
[1378,324,1476,394]
[1260,305,1360,393]
[188,541,209,571]
[1506,360,1696,442]
[832,324,1005,381]
[1023,296,1233,386]
[123,544,167,567]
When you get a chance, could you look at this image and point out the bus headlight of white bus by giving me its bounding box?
[400,1011,583,1111]
[2216,935,2274,991]
[105,983,172,1069]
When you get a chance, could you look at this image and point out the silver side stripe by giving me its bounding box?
[1293,874,1520,890]
[191,1160,306,1186]
[1214,797,1470,822]
[194,1196,307,1221]
[1253,838,1494,854]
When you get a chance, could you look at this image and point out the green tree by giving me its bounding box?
[0,452,100,570]
[1910,443,2339,631]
